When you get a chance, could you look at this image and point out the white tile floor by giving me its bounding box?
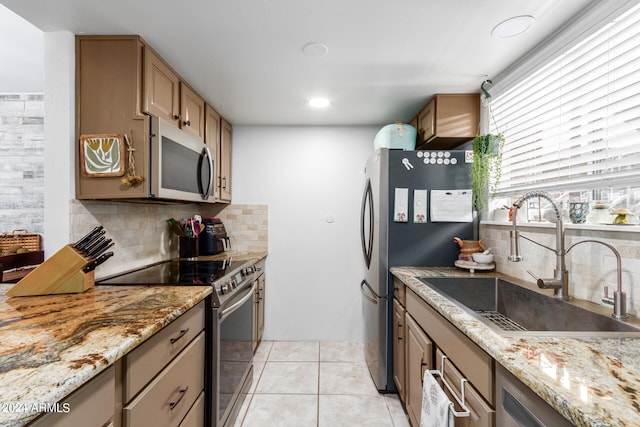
[232,341,411,427]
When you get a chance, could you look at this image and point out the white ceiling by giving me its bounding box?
[0,0,594,126]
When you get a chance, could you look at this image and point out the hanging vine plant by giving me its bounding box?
[471,133,504,213]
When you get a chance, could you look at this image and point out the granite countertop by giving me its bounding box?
[391,266,640,427]
[0,250,267,427]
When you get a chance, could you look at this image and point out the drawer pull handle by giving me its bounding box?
[170,328,189,344]
[183,120,191,126]
[169,386,189,411]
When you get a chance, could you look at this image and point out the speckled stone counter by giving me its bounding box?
[0,251,266,427]
[391,266,640,427]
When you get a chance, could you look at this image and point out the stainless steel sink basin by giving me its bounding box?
[418,277,640,336]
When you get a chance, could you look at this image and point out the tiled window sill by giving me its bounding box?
[481,220,640,233]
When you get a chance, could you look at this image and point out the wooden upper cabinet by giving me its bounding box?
[205,104,222,200]
[143,47,205,142]
[417,98,435,143]
[219,118,233,202]
[180,83,205,141]
[415,93,480,150]
[143,49,180,126]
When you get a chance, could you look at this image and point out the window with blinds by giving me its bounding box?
[490,3,640,198]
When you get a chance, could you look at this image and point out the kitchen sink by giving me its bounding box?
[418,277,640,337]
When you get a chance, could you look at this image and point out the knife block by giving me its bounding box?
[5,245,95,297]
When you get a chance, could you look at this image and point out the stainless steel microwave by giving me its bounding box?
[150,116,216,203]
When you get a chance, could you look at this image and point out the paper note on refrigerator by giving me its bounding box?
[430,190,473,222]
[394,188,409,222]
[413,190,427,223]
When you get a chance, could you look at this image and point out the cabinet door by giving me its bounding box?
[180,83,205,141]
[252,272,266,352]
[393,298,406,403]
[435,94,479,138]
[205,104,222,200]
[144,49,180,126]
[29,366,115,427]
[405,313,433,427]
[257,272,265,338]
[219,118,233,202]
[417,98,435,144]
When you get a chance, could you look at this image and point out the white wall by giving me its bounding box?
[43,31,75,255]
[232,126,379,341]
[0,4,44,92]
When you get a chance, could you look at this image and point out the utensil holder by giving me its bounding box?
[6,245,95,297]
[179,237,199,259]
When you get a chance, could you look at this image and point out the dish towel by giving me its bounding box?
[420,371,455,427]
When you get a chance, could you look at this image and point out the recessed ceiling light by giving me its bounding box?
[309,97,330,108]
[302,42,329,58]
[492,15,535,39]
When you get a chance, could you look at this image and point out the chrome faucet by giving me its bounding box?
[509,191,569,299]
[509,191,629,319]
[566,240,628,320]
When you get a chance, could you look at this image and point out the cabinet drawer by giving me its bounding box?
[179,391,205,427]
[29,365,115,427]
[393,278,406,306]
[124,301,205,402]
[124,331,205,427]
[436,349,495,427]
[406,289,493,404]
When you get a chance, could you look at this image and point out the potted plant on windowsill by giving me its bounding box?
[471,133,504,214]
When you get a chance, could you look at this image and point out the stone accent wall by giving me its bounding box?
[0,94,45,235]
[481,224,640,316]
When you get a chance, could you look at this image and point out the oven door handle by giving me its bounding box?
[220,283,256,320]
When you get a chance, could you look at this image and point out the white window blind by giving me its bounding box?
[491,3,640,197]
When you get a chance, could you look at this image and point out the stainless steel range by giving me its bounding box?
[98,258,257,427]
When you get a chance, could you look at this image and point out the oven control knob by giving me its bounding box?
[230,279,237,289]
[220,283,231,294]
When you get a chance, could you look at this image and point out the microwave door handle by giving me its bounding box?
[200,146,214,200]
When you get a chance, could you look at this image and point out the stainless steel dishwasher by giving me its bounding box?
[496,364,574,427]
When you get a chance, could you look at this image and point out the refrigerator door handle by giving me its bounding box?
[361,179,374,268]
[360,279,379,304]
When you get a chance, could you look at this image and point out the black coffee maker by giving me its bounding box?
[199,218,230,255]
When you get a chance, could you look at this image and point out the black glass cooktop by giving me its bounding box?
[97,259,245,286]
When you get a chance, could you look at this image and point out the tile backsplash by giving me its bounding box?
[481,223,640,316]
[70,200,268,278]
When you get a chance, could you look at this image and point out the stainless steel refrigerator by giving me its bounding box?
[360,148,478,392]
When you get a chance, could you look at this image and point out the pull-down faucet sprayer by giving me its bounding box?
[509,191,569,299]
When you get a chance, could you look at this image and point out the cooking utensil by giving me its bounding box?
[73,226,104,249]
[86,240,114,258]
[167,218,185,236]
[79,235,106,255]
[83,251,114,273]
[76,231,106,255]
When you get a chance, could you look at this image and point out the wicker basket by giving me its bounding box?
[0,229,42,253]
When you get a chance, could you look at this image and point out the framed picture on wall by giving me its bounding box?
[79,134,125,177]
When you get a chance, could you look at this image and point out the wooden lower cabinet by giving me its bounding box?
[29,365,115,427]
[436,349,495,427]
[123,332,205,427]
[401,286,496,427]
[405,313,433,427]
[253,259,266,352]
[392,298,406,402]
